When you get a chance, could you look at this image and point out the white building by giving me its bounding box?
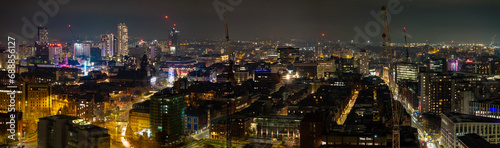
[74,43,91,59]
[100,34,114,58]
[441,113,500,148]
[48,43,62,64]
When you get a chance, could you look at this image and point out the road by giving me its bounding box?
[191,130,209,140]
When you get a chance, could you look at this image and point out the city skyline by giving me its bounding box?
[2,1,500,148]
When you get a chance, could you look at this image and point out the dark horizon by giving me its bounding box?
[1,0,499,44]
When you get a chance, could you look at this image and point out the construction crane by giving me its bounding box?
[491,34,497,47]
[381,6,401,148]
[67,24,79,42]
[223,7,235,148]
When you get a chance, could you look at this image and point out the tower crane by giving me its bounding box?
[67,24,79,42]
[381,6,402,148]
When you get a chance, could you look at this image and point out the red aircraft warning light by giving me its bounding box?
[165,16,168,19]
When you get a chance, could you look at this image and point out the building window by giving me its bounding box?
[188,124,191,130]
[194,117,197,123]
[194,124,198,130]
[187,117,191,122]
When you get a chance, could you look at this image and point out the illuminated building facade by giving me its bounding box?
[100,34,114,58]
[150,92,186,146]
[469,100,500,119]
[395,62,418,84]
[169,27,180,55]
[25,83,52,119]
[117,23,128,56]
[74,43,91,59]
[317,59,335,79]
[359,49,369,74]
[420,72,452,115]
[0,88,24,113]
[253,115,302,141]
[38,27,49,45]
[129,100,150,137]
[48,43,63,64]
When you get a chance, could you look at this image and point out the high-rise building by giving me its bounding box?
[420,72,452,115]
[117,23,128,56]
[25,83,53,119]
[48,43,63,64]
[169,27,180,55]
[359,49,369,74]
[38,115,110,148]
[150,91,186,146]
[100,34,114,58]
[314,42,323,59]
[74,43,91,59]
[395,62,418,84]
[38,27,49,45]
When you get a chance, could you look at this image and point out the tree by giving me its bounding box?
[24,119,37,135]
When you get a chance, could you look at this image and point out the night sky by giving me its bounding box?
[1,0,499,44]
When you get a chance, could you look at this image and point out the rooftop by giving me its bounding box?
[444,112,500,123]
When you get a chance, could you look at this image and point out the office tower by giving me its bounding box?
[48,43,63,64]
[150,45,158,62]
[38,27,48,45]
[395,62,418,84]
[38,115,110,148]
[100,34,114,58]
[169,27,180,55]
[150,92,186,146]
[117,23,128,56]
[74,43,91,59]
[359,49,369,74]
[314,42,323,59]
[24,83,52,119]
[317,59,335,78]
